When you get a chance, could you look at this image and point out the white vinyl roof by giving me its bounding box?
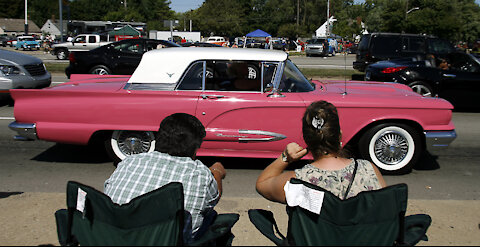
[128,47,288,84]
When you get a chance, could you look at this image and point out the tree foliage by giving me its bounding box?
[1,0,478,43]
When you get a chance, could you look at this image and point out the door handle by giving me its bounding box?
[201,94,225,99]
[442,74,456,78]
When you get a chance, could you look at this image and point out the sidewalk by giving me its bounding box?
[0,192,479,246]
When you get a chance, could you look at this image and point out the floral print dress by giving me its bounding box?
[294,159,382,200]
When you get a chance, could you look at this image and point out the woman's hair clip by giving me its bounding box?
[312,116,324,130]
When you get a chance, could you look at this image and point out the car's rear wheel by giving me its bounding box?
[89,65,112,75]
[56,49,68,60]
[359,123,422,175]
[408,81,433,97]
[105,130,156,164]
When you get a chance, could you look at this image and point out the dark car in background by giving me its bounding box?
[65,38,180,78]
[354,33,455,72]
[365,51,480,109]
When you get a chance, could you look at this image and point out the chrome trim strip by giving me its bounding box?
[424,130,457,153]
[238,129,286,142]
[8,121,37,140]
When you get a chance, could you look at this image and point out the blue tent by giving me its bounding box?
[245,29,271,37]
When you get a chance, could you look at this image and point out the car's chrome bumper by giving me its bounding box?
[8,121,37,140]
[424,130,456,154]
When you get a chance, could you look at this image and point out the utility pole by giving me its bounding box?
[59,0,63,42]
[297,0,300,26]
[124,0,127,9]
[326,0,330,37]
[24,0,28,35]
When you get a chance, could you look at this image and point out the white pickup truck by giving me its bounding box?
[51,34,111,60]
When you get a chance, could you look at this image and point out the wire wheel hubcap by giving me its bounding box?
[374,130,409,165]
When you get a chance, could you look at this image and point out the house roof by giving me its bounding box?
[0,18,41,33]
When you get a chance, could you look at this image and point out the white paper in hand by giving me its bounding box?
[284,181,325,215]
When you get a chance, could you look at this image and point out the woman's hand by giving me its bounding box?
[283,142,308,163]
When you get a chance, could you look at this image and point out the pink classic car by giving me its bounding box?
[9,48,456,174]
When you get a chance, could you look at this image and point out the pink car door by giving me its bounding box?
[193,60,307,157]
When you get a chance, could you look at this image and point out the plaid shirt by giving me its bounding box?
[104,151,219,233]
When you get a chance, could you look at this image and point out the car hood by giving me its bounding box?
[309,79,454,109]
[0,49,43,65]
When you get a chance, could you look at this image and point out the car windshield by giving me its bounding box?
[309,39,325,44]
[278,60,315,92]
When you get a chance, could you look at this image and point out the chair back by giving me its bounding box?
[286,178,408,246]
[64,181,184,246]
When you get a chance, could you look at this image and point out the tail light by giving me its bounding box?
[68,52,75,63]
[381,66,407,74]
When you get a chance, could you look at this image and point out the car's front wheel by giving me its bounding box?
[56,49,69,60]
[409,81,433,97]
[105,130,156,164]
[89,65,112,75]
[359,123,422,175]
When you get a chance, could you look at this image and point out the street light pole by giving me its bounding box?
[326,0,330,37]
[24,0,28,35]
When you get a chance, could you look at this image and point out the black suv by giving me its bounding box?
[353,33,455,72]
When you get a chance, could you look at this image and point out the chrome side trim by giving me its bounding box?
[238,129,286,142]
[424,130,456,154]
[8,121,37,140]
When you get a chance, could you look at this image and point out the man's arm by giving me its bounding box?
[209,162,226,198]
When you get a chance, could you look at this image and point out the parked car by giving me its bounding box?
[365,51,480,109]
[0,48,51,101]
[354,33,455,72]
[65,38,180,78]
[305,38,336,57]
[14,36,40,50]
[272,40,298,51]
[9,48,456,174]
[51,34,112,60]
[0,36,11,47]
[206,36,226,46]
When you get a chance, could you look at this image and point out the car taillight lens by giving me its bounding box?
[381,66,407,74]
[68,53,75,63]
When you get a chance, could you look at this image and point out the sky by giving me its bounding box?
[169,0,480,13]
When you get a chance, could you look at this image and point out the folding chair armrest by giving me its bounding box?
[54,209,78,246]
[189,213,240,246]
[402,214,432,246]
[248,209,287,246]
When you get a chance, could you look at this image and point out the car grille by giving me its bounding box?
[23,63,47,76]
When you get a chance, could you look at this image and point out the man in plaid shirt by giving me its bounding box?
[104,113,226,241]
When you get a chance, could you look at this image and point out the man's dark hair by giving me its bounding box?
[155,113,206,158]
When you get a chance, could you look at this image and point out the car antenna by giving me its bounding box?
[342,39,348,96]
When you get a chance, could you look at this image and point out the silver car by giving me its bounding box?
[0,49,51,101]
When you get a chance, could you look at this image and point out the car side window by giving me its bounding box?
[74,36,86,43]
[371,36,401,55]
[402,37,425,52]
[176,61,204,90]
[88,36,96,43]
[427,39,454,54]
[114,41,144,54]
[204,61,262,92]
